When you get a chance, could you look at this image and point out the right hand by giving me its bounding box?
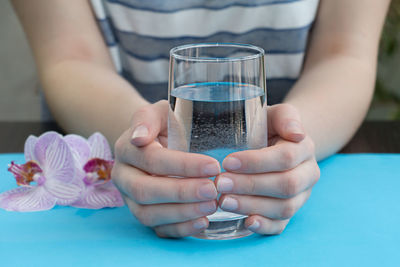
[112,100,220,238]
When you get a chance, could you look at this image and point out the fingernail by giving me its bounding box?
[199,201,216,214]
[193,219,207,230]
[247,220,260,231]
[132,125,149,140]
[220,197,238,211]
[217,176,234,192]
[198,183,217,200]
[223,157,241,171]
[203,163,220,176]
[286,121,304,135]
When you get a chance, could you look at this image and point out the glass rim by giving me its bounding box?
[170,43,265,62]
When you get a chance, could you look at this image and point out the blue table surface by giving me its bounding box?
[0,153,399,267]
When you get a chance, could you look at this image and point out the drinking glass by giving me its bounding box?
[168,43,267,240]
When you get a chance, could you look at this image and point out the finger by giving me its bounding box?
[112,162,217,204]
[245,215,290,235]
[222,136,315,173]
[216,159,320,198]
[130,100,169,147]
[219,189,312,220]
[115,133,220,177]
[125,197,217,227]
[154,217,209,238]
[268,104,305,142]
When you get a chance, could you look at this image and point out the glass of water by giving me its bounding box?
[168,43,267,240]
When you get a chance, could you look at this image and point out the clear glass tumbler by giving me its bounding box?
[168,43,268,240]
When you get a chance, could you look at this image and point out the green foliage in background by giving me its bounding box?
[374,0,400,119]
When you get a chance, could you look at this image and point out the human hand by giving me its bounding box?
[215,104,320,235]
[112,100,221,238]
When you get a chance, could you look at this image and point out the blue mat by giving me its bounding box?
[0,153,399,267]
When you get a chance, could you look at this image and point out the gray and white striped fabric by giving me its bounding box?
[90,0,320,104]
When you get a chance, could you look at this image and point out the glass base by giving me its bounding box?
[193,212,253,240]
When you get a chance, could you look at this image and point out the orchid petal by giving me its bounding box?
[24,135,38,162]
[64,134,91,165]
[33,131,62,166]
[71,183,124,209]
[35,133,76,183]
[0,187,56,212]
[44,179,82,205]
[88,132,112,160]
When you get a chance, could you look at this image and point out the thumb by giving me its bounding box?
[268,103,305,143]
[130,100,168,147]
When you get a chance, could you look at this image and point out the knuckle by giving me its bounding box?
[280,149,296,170]
[180,157,191,176]
[274,224,287,235]
[114,135,126,158]
[176,182,188,202]
[110,163,119,183]
[155,100,169,113]
[246,175,257,195]
[142,150,157,173]
[278,103,297,114]
[110,163,126,194]
[134,105,151,118]
[280,200,296,219]
[154,228,168,238]
[129,178,149,204]
[134,206,154,227]
[156,99,168,106]
[155,224,188,238]
[174,225,189,238]
[280,173,299,198]
[248,154,262,171]
[314,164,321,183]
[307,138,316,154]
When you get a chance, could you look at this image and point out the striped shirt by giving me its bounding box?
[90,0,320,104]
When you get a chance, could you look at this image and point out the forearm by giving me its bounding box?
[40,60,148,145]
[284,54,376,160]
[283,0,390,161]
[10,0,148,144]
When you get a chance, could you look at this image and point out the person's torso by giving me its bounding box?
[90,0,320,104]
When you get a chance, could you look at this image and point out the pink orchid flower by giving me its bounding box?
[0,132,82,211]
[0,132,124,212]
[64,133,124,209]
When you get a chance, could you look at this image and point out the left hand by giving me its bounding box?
[215,104,320,235]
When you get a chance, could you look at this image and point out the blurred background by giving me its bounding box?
[1,0,399,122]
